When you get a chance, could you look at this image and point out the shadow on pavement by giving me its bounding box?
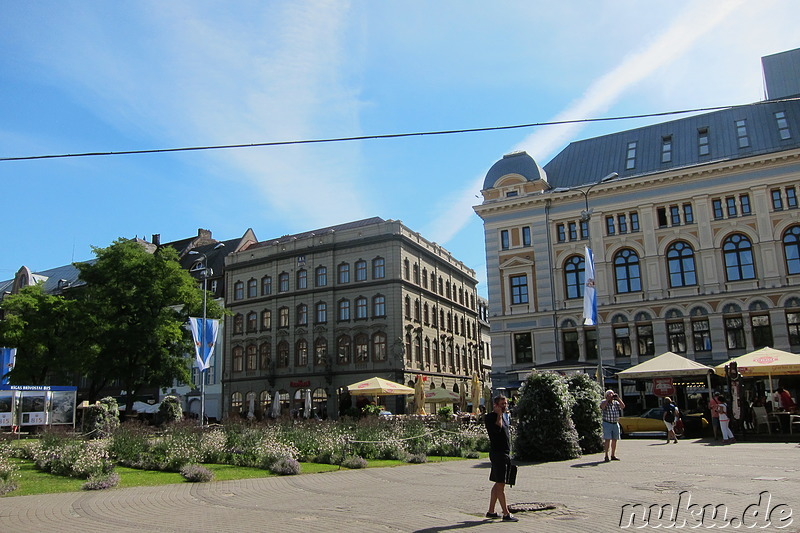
[570,460,606,468]
[414,519,496,532]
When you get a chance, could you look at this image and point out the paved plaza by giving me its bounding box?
[1,437,799,532]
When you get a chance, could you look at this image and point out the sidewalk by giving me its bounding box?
[1,437,799,532]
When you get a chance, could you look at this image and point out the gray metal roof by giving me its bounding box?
[542,98,800,189]
[482,151,546,190]
[251,217,386,249]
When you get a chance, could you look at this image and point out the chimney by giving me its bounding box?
[152,234,161,246]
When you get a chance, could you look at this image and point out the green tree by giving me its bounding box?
[76,239,221,413]
[512,371,581,462]
[0,284,95,385]
[567,373,604,454]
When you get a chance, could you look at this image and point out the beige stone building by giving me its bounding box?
[475,49,800,396]
[222,217,483,419]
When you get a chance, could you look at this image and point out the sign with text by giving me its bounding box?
[652,378,675,397]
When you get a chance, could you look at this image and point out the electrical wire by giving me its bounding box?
[2,97,798,162]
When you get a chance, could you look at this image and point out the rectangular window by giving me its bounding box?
[751,315,773,349]
[667,322,687,353]
[736,119,750,148]
[626,141,637,170]
[661,135,672,163]
[584,329,598,359]
[373,296,386,317]
[568,222,577,241]
[712,199,724,220]
[787,312,800,346]
[617,214,627,234]
[692,319,712,352]
[338,264,350,284]
[279,308,289,328]
[740,194,751,216]
[775,111,791,140]
[316,267,328,287]
[563,331,579,361]
[372,258,385,279]
[338,300,350,321]
[788,187,798,209]
[522,226,531,246]
[356,298,367,319]
[315,303,327,324]
[606,216,616,236]
[613,326,631,357]
[637,325,655,356]
[726,197,737,217]
[247,279,257,298]
[513,332,533,364]
[580,220,589,239]
[279,273,289,292]
[509,274,529,305]
[725,317,746,350]
[556,224,566,242]
[683,204,694,224]
[500,230,510,250]
[698,127,710,156]
[630,212,640,232]
[355,261,367,281]
[657,207,668,228]
[297,270,307,290]
[670,205,681,226]
[772,189,784,210]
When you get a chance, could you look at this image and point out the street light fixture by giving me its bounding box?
[188,243,224,425]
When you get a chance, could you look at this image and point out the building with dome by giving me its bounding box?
[474,48,800,395]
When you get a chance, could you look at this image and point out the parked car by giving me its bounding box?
[618,407,708,437]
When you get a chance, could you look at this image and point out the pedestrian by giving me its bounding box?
[484,395,518,522]
[709,392,721,440]
[776,387,796,412]
[716,394,736,444]
[600,389,625,462]
[662,397,679,444]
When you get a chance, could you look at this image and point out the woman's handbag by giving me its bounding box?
[505,462,518,487]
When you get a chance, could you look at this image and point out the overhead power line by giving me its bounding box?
[2,98,797,163]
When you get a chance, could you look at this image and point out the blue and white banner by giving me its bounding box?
[583,247,597,326]
[189,318,219,371]
[0,348,15,385]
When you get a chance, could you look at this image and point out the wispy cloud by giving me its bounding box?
[424,0,746,245]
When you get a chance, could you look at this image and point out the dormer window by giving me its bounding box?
[625,141,637,170]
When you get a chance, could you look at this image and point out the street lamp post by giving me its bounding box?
[551,172,618,390]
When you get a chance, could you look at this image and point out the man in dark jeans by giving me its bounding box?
[484,395,518,522]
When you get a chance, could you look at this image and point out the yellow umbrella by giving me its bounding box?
[471,373,482,413]
[713,347,800,377]
[346,377,415,396]
[414,376,427,415]
[424,388,461,403]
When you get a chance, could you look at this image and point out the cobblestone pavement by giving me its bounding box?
[1,437,799,532]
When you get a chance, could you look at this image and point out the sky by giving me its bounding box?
[2,1,799,296]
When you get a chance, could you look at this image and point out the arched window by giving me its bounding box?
[355,260,367,281]
[564,255,585,299]
[315,266,328,287]
[233,281,244,300]
[314,337,327,366]
[372,257,385,279]
[233,314,244,334]
[247,278,257,298]
[295,339,308,366]
[230,392,243,414]
[246,311,257,332]
[666,241,697,287]
[246,344,257,370]
[337,335,351,364]
[261,309,271,330]
[296,304,308,326]
[338,299,350,321]
[277,341,289,367]
[783,226,800,275]
[373,332,387,361]
[614,248,642,293]
[355,297,368,319]
[259,342,271,370]
[723,233,755,281]
[355,334,369,362]
[296,269,307,290]
[232,346,244,372]
[261,275,272,295]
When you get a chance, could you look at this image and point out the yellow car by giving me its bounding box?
[618,408,709,437]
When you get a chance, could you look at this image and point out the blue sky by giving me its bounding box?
[2,1,798,296]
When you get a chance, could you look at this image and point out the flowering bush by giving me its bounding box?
[0,441,19,495]
[83,472,120,490]
[180,464,214,482]
[270,456,300,475]
[340,455,368,469]
[32,437,114,478]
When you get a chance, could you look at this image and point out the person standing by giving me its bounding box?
[709,392,721,441]
[717,394,736,444]
[662,397,679,444]
[484,395,518,522]
[600,389,625,462]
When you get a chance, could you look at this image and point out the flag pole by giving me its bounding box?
[583,246,605,391]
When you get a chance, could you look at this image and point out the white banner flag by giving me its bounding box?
[189,318,219,371]
[583,247,597,326]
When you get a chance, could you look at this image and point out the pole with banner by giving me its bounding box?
[583,247,604,390]
[189,317,219,425]
[1,348,16,386]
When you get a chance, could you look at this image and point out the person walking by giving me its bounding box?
[484,395,518,522]
[709,392,721,441]
[662,397,679,444]
[717,394,736,444]
[600,389,625,462]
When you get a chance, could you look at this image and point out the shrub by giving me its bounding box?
[567,373,604,454]
[362,404,381,416]
[340,455,368,469]
[32,437,115,478]
[270,456,300,475]
[83,397,121,438]
[157,396,183,426]
[513,371,581,462]
[407,453,427,464]
[0,444,19,495]
[83,472,120,490]
[437,406,453,420]
[180,464,214,482]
